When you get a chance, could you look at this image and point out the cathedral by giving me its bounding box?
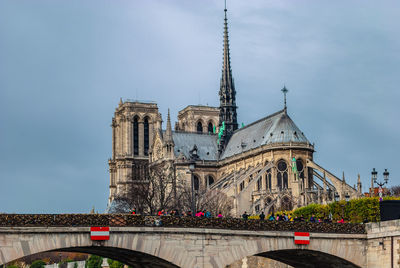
[107,7,362,216]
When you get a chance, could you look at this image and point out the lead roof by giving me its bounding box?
[220,109,310,159]
[167,110,310,161]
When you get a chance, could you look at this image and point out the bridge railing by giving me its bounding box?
[0,214,366,234]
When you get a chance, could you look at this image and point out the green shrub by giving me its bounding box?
[109,261,124,268]
[106,259,124,268]
[288,196,400,223]
[30,260,46,268]
[86,255,102,268]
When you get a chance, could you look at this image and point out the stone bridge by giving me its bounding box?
[0,216,399,268]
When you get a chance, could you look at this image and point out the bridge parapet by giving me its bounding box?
[0,214,365,234]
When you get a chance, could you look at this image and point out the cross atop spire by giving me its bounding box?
[281,85,288,113]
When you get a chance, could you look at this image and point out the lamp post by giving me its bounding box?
[372,168,389,201]
[189,162,196,216]
[334,192,340,202]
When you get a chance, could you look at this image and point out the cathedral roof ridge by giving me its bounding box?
[232,109,286,134]
[220,109,310,159]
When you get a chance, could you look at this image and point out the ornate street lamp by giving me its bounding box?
[383,169,389,184]
[371,168,390,201]
[334,192,340,202]
[345,193,350,202]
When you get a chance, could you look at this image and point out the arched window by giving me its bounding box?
[144,117,149,156]
[194,175,200,191]
[277,173,282,191]
[133,116,139,156]
[207,175,214,188]
[197,121,203,133]
[265,168,272,191]
[208,122,214,133]
[277,160,288,190]
[295,159,305,190]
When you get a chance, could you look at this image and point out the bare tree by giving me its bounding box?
[178,184,233,217]
[390,185,400,197]
[108,163,176,215]
[198,189,233,217]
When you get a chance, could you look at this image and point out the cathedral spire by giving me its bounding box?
[165,108,173,143]
[218,2,238,155]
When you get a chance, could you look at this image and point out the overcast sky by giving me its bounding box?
[0,0,399,213]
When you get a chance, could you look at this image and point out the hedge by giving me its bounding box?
[275,196,400,223]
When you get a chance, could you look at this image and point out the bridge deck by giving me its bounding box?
[0,214,366,234]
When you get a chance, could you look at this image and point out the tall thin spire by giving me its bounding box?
[165,108,173,143]
[281,85,288,113]
[218,2,238,155]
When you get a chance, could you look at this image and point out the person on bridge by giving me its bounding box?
[217,212,223,218]
[158,209,165,216]
[242,211,249,220]
[310,214,317,223]
[259,211,265,220]
[205,210,212,218]
[268,213,275,221]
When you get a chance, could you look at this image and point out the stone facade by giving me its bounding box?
[0,226,376,267]
[365,219,400,268]
[175,105,219,134]
[3,221,400,267]
[108,100,161,202]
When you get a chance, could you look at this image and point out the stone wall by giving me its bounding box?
[0,226,367,268]
[366,219,400,268]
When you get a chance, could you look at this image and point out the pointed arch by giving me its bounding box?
[144,116,150,156]
[197,121,203,133]
[206,175,215,188]
[133,116,139,156]
[207,121,214,133]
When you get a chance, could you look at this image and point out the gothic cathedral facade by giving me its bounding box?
[107,8,362,216]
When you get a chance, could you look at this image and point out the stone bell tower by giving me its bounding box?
[108,99,161,202]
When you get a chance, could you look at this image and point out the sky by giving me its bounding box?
[0,0,399,213]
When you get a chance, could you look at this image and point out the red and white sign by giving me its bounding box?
[90,227,110,241]
[294,232,310,245]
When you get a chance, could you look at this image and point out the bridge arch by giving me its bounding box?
[0,227,367,268]
[256,249,360,268]
[8,246,178,268]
